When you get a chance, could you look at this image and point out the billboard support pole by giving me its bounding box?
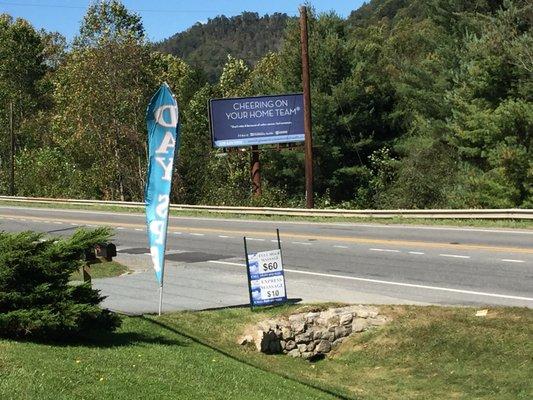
[251,145,261,197]
[9,101,15,196]
[300,6,314,209]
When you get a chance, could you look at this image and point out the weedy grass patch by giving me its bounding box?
[70,260,130,281]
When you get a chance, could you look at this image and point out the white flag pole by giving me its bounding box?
[158,284,163,316]
[158,186,173,316]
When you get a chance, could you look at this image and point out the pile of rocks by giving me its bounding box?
[238,305,388,359]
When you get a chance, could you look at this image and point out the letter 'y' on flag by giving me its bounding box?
[145,83,180,286]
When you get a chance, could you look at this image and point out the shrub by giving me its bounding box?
[0,228,121,339]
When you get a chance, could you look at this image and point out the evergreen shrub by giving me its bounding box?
[0,228,121,339]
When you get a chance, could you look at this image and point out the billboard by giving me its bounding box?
[209,93,305,148]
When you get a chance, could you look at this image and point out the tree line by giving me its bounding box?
[0,0,531,209]
[157,12,290,82]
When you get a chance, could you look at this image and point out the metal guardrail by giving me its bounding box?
[0,196,532,219]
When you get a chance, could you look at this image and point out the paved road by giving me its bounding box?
[1,206,532,312]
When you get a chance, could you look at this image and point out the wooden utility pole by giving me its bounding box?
[299,6,314,208]
[251,145,261,197]
[9,101,14,196]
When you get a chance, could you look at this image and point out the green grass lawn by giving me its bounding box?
[70,260,129,281]
[2,199,532,229]
[0,315,334,400]
[1,305,531,399]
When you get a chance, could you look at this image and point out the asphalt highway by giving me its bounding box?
[1,205,532,309]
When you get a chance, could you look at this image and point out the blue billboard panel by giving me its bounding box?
[209,93,305,148]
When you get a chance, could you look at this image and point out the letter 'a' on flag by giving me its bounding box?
[145,83,180,286]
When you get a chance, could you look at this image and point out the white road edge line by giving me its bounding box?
[209,260,243,267]
[501,259,525,263]
[369,248,400,253]
[207,260,533,302]
[439,254,470,259]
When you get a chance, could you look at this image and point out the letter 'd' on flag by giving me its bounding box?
[145,83,180,285]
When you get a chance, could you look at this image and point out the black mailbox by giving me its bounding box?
[95,243,117,261]
[84,248,97,262]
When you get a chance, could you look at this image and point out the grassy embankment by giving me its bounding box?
[69,260,130,281]
[1,199,532,230]
[1,304,531,399]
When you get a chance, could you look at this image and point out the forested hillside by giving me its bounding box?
[0,0,531,209]
[157,12,290,82]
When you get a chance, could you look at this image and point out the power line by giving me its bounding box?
[0,1,222,13]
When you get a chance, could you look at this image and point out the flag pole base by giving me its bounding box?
[158,285,163,316]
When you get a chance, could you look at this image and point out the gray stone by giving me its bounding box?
[295,331,312,343]
[305,312,320,324]
[287,349,300,358]
[243,306,387,358]
[315,329,330,340]
[281,326,293,340]
[257,319,277,332]
[352,318,368,333]
[315,340,331,354]
[334,325,351,340]
[292,321,306,334]
[285,340,296,351]
[326,314,340,327]
[307,328,319,341]
[339,313,353,325]
[288,314,305,324]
